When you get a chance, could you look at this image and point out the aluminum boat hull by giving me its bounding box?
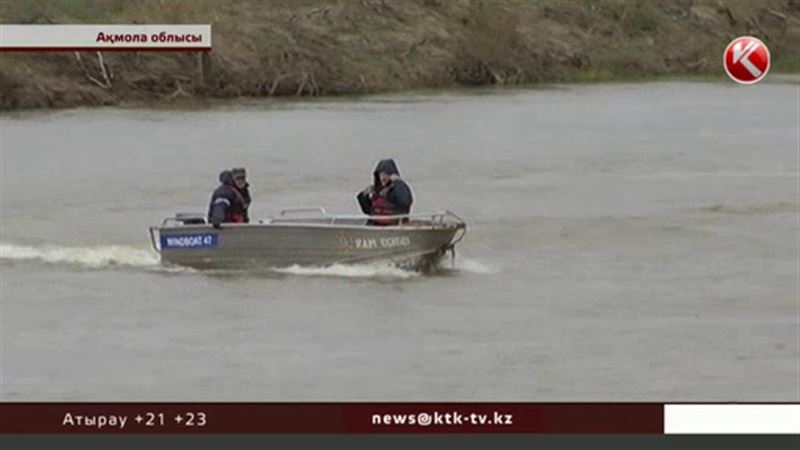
[150,211,466,271]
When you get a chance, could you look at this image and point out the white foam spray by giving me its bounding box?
[0,243,158,269]
[1,242,497,277]
[273,263,419,279]
[455,258,500,274]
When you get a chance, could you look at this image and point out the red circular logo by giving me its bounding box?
[723,36,770,85]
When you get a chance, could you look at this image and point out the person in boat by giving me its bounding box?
[208,168,250,228]
[230,167,251,223]
[356,158,413,226]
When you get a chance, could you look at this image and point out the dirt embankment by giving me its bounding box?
[1,0,799,110]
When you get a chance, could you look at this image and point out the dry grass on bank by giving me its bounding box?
[1,0,798,110]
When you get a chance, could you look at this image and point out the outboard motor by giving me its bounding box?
[175,213,207,225]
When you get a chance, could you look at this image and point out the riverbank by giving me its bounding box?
[1,0,799,110]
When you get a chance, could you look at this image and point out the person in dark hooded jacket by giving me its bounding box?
[230,167,251,223]
[356,159,413,225]
[208,169,250,228]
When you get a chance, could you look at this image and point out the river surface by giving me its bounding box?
[1,81,798,401]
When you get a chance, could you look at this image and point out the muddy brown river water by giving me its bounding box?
[1,81,798,400]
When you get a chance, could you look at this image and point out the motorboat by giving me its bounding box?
[148,208,466,271]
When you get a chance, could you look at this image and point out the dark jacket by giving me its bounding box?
[208,171,250,226]
[356,159,413,216]
[239,183,251,223]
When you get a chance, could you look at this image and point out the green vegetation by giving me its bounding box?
[1,0,798,110]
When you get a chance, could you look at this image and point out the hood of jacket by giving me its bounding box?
[373,159,400,188]
[219,170,235,186]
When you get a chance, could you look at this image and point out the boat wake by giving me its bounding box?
[0,242,158,269]
[0,242,497,278]
[455,258,499,274]
[272,258,497,279]
[273,263,419,279]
